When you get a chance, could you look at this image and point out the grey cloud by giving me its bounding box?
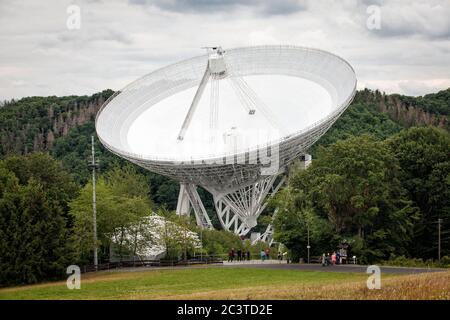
[398,80,441,97]
[376,20,450,40]
[1,0,449,100]
[369,1,450,40]
[128,0,307,16]
[56,28,133,45]
[360,0,384,6]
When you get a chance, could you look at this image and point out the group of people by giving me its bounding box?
[260,248,271,261]
[228,248,250,262]
[227,248,274,262]
[321,251,342,266]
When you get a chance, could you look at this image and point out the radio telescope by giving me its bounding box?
[96,45,357,236]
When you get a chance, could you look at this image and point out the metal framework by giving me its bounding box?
[212,175,286,236]
[96,45,357,237]
[251,155,311,244]
[176,183,212,229]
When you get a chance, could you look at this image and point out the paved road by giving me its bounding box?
[107,262,447,275]
[222,262,447,274]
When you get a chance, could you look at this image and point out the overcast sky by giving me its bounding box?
[1,0,449,100]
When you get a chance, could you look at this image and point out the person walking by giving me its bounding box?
[231,248,235,262]
[283,252,289,263]
[246,250,250,261]
[265,248,270,260]
[321,253,326,266]
[237,249,242,261]
[260,250,266,261]
[331,252,336,265]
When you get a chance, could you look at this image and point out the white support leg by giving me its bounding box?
[176,183,213,229]
[176,183,191,216]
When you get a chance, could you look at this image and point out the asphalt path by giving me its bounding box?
[107,262,447,275]
[222,262,447,274]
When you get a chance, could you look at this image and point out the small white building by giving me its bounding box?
[110,214,201,261]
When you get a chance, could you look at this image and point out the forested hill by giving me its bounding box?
[0,90,114,155]
[0,87,449,187]
[355,88,449,129]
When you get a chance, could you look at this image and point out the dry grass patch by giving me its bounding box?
[160,270,450,300]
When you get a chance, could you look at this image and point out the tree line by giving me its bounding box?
[0,154,253,286]
[272,127,450,264]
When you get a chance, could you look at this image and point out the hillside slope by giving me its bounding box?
[0,90,114,156]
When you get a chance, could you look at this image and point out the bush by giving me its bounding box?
[382,254,450,268]
[200,229,243,256]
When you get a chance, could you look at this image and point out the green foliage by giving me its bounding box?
[382,254,450,268]
[0,90,114,156]
[387,127,450,258]
[271,187,334,262]
[69,165,153,263]
[400,88,450,116]
[104,164,151,199]
[275,135,418,263]
[154,208,201,260]
[2,153,78,220]
[311,101,402,155]
[200,229,243,256]
[51,122,121,185]
[0,155,76,286]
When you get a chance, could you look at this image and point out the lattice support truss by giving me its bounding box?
[252,210,277,246]
[252,155,311,244]
[214,199,251,237]
[213,175,286,237]
[176,183,213,229]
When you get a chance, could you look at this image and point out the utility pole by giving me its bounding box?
[438,218,442,263]
[89,135,99,270]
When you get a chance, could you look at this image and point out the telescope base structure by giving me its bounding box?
[176,174,286,237]
[213,175,285,237]
[176,183,213,229]
[252,214,276,246]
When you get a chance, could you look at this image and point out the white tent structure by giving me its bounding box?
[96,45,357,236]
[110,214,201,261]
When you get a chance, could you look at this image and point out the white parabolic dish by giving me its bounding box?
[96,45,357,234]
[96,45,356,164]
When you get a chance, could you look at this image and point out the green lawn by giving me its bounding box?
[0,267,367,300]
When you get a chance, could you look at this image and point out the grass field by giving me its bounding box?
[1,267,449,300]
